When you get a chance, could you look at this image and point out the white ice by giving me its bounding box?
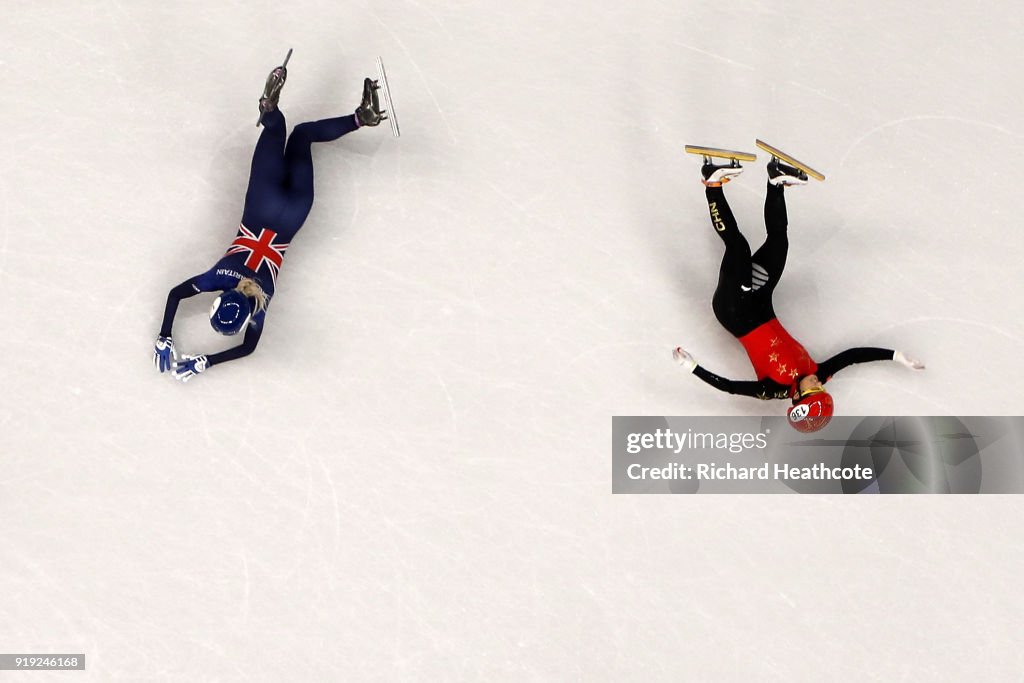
[1,2,1023,680]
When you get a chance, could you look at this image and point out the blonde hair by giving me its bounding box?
[236,277,268,313]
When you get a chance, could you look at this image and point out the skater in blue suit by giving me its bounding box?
[154,55,388,382]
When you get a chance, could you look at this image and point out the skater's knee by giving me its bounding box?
[261,109,286,129]
[289,122,315,141]
[765,229,788,247]
[720,233,751,259]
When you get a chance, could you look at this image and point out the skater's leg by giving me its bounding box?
[705,186,760,337]
[705,186,752,275]
[278,114,362,224]
[245,109,288,195]
[296,114,361,143]
[284,115,359,188]
[750,183,790,293]
[239,110,292,229]
[277,115,360,229]
[763,181,788,235]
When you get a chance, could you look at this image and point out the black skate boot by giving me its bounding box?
[258,65,288,122]
[767,157,808,186]
[701,159,744,187]
[355,78,387,127]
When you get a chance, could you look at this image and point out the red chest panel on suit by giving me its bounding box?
[738,319,817,385]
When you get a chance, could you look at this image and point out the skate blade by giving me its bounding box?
[376,56,400,138]
[755,139,825,181]
[684,145,756,162]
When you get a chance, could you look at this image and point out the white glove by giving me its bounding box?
[672,347,697,372]
[894,350,925,370]
[173,354,209,382]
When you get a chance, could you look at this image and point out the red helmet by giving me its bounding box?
[787,389,834,433]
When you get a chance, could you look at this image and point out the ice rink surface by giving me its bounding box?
[2,1,1023,680]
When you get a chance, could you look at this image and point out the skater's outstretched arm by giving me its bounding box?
[674,347,785,400]
[817,347,924,382]
[154,276,210,374]
[692,366,783,400]
[159,277,204,338]
[206,324,264,367]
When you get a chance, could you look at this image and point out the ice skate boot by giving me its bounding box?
[767,157,808,186]
[355,78,388,127]
[259,66,287,116]
[256,49,293,126]
[701,159,744,187]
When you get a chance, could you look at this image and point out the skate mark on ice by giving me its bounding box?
[434,371,459,436]
[854,377,952,413]
[564,341,665,370]
[481,179,552,224]
[354,259,496,320]
[672,41,755,71]
[401,0,453,36]
[0,176,9,276]
[840,115,1024,167]
[785,80,852,109]
[238,549,251,623]
[310,445,343,557]
[40,24,105,56]
[368,10,458,145]
[871,315,1024,346]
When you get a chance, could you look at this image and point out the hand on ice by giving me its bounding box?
[894,350,925,370]
[173,354,209,382]
[672,347,697,372]
[154,336,177,373]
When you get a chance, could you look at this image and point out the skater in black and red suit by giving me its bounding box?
[673,157,925,432]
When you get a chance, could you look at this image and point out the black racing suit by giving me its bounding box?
[694,181,896,400]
